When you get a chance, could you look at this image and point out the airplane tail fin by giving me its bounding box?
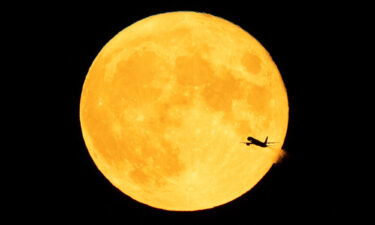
[265,136,268,144]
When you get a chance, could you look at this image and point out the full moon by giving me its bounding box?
[80,11,288,211]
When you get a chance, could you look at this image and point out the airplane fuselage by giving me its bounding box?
[246,137,268,148]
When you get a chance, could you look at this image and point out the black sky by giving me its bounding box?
[10,2,362,224]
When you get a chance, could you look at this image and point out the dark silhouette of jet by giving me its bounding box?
[241,136,278,148]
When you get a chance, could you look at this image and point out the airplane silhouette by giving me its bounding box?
[241,136,278,148]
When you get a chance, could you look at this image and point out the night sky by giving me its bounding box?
[12,2,359,224]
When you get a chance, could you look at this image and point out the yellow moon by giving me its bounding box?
[80,11,288,211]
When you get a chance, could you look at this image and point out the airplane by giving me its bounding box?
[241,136,278,148]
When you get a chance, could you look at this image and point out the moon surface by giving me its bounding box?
[80,11,288,211]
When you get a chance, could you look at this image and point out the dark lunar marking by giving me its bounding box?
[242,53,261,74]
[201,69,242,113]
